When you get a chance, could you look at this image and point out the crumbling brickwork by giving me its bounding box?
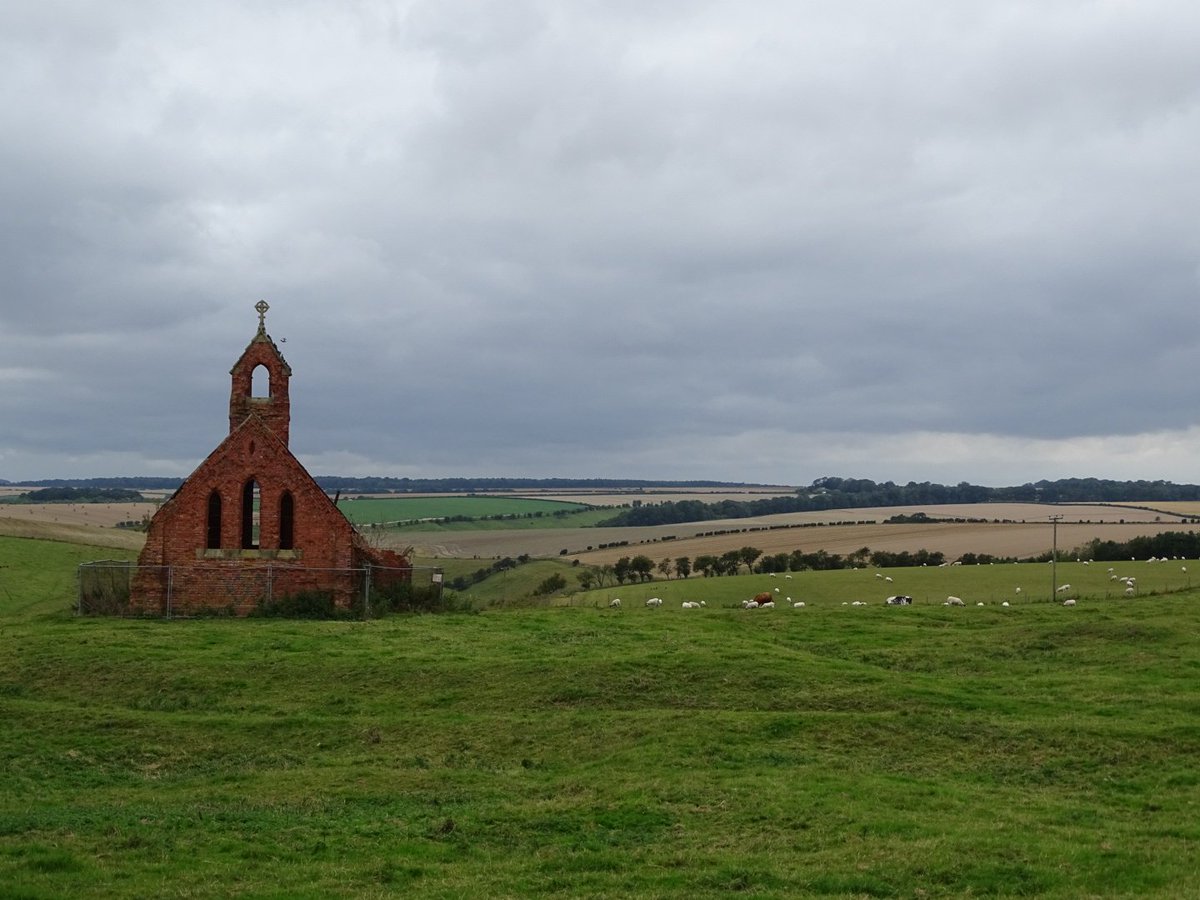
[131,303,407,615]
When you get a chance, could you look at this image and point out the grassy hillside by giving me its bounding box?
[1,537,1199,896]
[567,559,1195,608]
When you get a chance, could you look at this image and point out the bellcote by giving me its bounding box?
[229,301,292,445]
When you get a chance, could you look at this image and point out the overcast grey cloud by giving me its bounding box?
[2,1,1199,485]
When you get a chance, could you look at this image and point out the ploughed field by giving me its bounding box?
[2,535,1200,897]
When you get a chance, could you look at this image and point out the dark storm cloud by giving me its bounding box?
[2,1,1199,483]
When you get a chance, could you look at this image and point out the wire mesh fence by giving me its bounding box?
[77,561,444,619]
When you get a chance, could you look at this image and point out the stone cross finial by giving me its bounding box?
[255,300,269,334]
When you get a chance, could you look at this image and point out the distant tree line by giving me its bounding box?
[10,476,756,493]
[574,545,971,589]
[1079,532,1200,561]
[315,476,752,493]
[3,486,144,503]
[596,476,1200,527]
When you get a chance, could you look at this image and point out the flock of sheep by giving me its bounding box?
[603,557,1191,611]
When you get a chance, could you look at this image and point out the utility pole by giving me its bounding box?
[1049,514,1063,601]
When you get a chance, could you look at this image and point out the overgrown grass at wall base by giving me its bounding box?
[253,588,342,619]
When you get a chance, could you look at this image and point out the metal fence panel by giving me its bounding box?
[77,562,444,618]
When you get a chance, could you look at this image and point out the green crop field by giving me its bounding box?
[2,535,1199,897]
[337,496,590,526]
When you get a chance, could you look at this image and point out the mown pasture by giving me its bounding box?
[2,536,1199,897]
[569,559,1197,609]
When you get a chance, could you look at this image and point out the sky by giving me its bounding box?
[2,1,1199,486]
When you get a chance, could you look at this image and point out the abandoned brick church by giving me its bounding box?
[130,302,408,615]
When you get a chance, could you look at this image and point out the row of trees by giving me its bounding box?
[3,486,145,503]
[1078,531,1200,562]
[597,476,1200,527]
[574,545,955,589]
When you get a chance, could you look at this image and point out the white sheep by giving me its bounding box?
[1125,586,1135,596]
[1063,598,1076,607]
[681,601,699,609]
[1015,587,1022,594]
[1001,601,1010,607]
[793,601,805,608]
[646,597,663,608]
[609,598,621,609]
[885,576,894,583]
[976,602,985,607]
[946,596,965,607]
[1055,584,1071,593]
[761,600,775,609]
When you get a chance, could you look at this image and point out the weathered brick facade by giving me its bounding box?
[131,304,406,615]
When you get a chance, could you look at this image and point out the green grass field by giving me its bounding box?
[569,559,1196,609]
[3,536,1199,897]
[337,496,591,526]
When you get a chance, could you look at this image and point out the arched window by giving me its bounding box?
[206,490,222,549]
[279,491,294,550]
[241,479,260,549]
[251,364,270,398]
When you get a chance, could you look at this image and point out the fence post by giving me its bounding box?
[364,565,372,620]
[77,564,84,616]
[166,565,173,619]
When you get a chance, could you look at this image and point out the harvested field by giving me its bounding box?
[385,502,1197,562]
[0,502,160,528]
[0,516,146,551]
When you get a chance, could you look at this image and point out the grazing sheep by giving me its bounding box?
[793,601,806,608]
[946,596,965,607]
[885,576,894,583]
[681,601,699,609]
[1125,586,1135,596]
[609,598,621,609]
[761,601,775,609]
[886,595,912,606]
[875,573,884,579]
[646,597,663,608]
[1063,598,1077,607]
[976,602,985,606]
[1056,584,1071,593]
[1015,587,1022,594]
[699,600,706,607]
[1002,601,1010,607]
[785,575,793,580]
